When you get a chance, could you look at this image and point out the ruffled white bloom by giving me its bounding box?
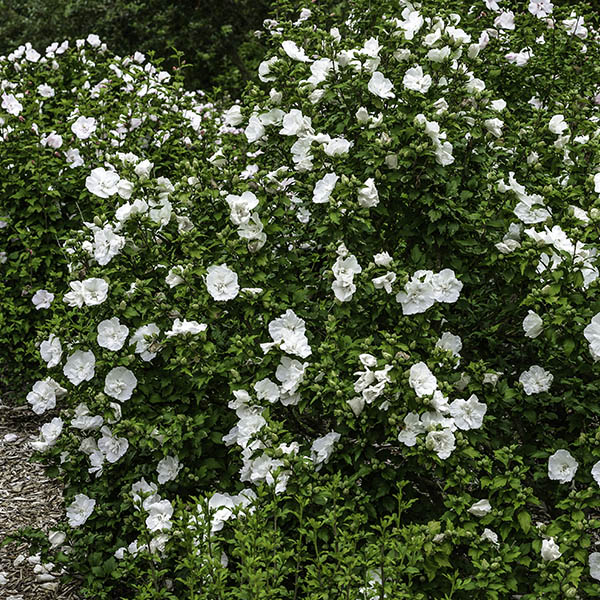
[282,40,311,62]
[468,499,492,517]
[130,323,160,361]
[63,350,95,386]
[372,272,396,293]
[313,172,339,203]
[66,278,108,306]
[27,378,67,415]
[30,417,63,452]
[32,289,54,310]
[396,270,437,315]
[548,449,578,483]
[226,191,259,225]
[449,395,487,430]
[481,528,499,545]
[268,309,311,358]
[98,426,129,462]
[397,412,426,446]
[311,431,340,470]
[104,366,137,401]
[590,553,600,581]
[494,11,515,30]
[223,105,243,126]
[71,116,97,139]
[368,71,395,99]
[70,403,103,430]
[435,332,462,356]
[519,365,553,395]
[157,455,182,484]
[484,118,504,137]
[592,460,600,486]
[85,167,120,198]
[97,317,129,351]
[431,269,463,303]
[145,499,173,532]
[254,378,280,403]
[409,362,437,397]
[541,538,562,562]
[1,93,23,116]
[529,0,553,18]
[245,115,265,143]
[66,494,96,527]
[403,66,432,93]
[523,310,543,339]
[548,114,568,135]
[41,131,63,149]
[425,429,455,459]
[205,264,239,301]
[563,13,587,39]
[357,178,379,208]
[40,334,62,368]
[134,159,154,180]
[374,252,393,267]
[584,313,600,361]
[165,318,207,337]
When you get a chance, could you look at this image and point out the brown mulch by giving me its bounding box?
[0,403,81,600]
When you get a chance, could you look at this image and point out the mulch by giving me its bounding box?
[0,401,81,599]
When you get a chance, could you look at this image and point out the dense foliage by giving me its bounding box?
[3,0,600,598]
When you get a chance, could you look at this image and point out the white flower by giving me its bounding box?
[449,395,487,430]
[97,317,129,351]
[584,313,600,361]
[519,365,553,395]
[81,278,109,305]
[563,13,587,39]
[165,266,185,288]
[223,105,243,126]
[311,431,340,470]
[27,378,67,414]
[275,356,307,398]
[70,403,103,430]
[396,270,437,315]
[409,362,437,397]
[268,309,311,358]
[98,426,129,462]
[104,367,137,401]
[323,137,352,157]
[130,323,160,361]
[282,40,311,62]
[332,254,362,283]
[468,499,492,517]
[1,93,23,116]
[548,115,568,135]
[368,71,395,99]
[258,56,279,82]
[205,264,239,301]
[40,333,62,368]
[32,289,54,309]
[592,460,600,486]
[374,252,393,267]
[313,172,339,204]
[372,272,396,293]
[254,378,280,403]
[484,118,504,138]
[548,449,578,483]
[157,455,182,484]
[30,417,64,452]
[590,552,600,580]
[398,412,425,446]
[38,83,55,98]
[436,332,462,356]
[528,0,553,18]
[541,538,562,562]
[523,310,543,339]
[425,429,455,459]
[134,159,154,180]
[403,66,432,93]
[357,178,379,208]
[494,11,515,30]
[85,167,120,198]
[63,350,95,386]
[165,318,207,337]
[594,173,600,195]
[41,131,63,148]
[431,269,463,303]
[66,494,96,527]
[481,528,499,545]
[71,116,97,139]
[226,191,259,225]
[145,499,173,532]
[280,109,312,136]
[87,33,101,47]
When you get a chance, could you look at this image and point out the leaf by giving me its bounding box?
[517,510,531,534]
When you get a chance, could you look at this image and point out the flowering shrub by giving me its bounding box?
[7,0,600,598]
[0,36,217,395]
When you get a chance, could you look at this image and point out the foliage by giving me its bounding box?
[3,0,600,598]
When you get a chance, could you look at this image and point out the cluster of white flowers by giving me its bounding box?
[331,243,362,302]
[396,268,463,315]
[347,353,393,416]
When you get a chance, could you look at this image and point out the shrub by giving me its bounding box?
[7,0,600,598]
